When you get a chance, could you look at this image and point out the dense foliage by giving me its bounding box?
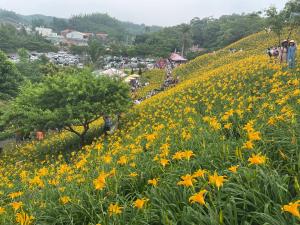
[0,51,23,100]
[131,13,266,57]
[5,70,131,146]
[67,14,160,42]
[0,9,161,43]
[0,24,57,53]
[131,0,300,57]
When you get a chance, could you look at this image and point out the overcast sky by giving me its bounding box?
[0,0,288,26]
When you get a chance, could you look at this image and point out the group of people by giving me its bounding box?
[267,39,297,68]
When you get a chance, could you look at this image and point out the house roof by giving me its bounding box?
[61,29,73,33]
[169,53,187,62]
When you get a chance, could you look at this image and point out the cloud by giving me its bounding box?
[0,0,288,26]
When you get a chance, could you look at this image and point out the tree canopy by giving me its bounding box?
[0,24,58,53]
[0,50,23,100]
[131,12,266,57]
[5,70,131,145]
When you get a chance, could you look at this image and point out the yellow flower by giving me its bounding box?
[129,172,138,177]
[224,123,232,129]
[248,131,261,141]
[243,121,255,133]
[172,152,184,160]
[108,203,122,216]
[177,174,196,187]
[182,130,192,140]
[8,191,23,199]
[29,176,44,188]
[130,163,136,168]
[209,117,221,130]
[192,169,207,178]
[20,171,28,182]
[0,206,5,214]
[134,198,149,209]
[117,156,128,165]
[109,168,116,177]
[282,200,300,219]
[48,179,59,186]
[10,201,23,211]
[189,190,208,205]
[248,153,267,165]
[93,171,109,190]
[16,211,34,225]
[160,158,169,167]
[38,167,49,176]
[60,196,71,205]
[209,172,227,189]
[228,165,239,173]
[267,117,276,126]
[103,154,112,164]
[146,134,156,142]
[242,141,254,150]
[160,143,170,153]
[172,151,194,160]
[75,158,87,169]
[148,178,159,186]
[182,150,195,160]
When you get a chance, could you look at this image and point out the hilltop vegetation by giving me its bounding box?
[0,9,161,42]
[133,13,266,57]
[0,24,57,53]
[0,29,299,225]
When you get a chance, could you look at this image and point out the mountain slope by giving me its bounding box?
[0,32,299,225]
[0,9,54,25]
[0,9,161,38]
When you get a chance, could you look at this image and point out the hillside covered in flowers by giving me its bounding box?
[0,31,299,225]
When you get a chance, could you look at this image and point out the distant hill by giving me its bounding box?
[0,9,54,25]
[0,9,162,41]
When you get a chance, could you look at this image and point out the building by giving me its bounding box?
[45,34,65,45]
[189,45,206,53]
[169,53,187,63]
[66,31,85,40]
[96,32,108,40]
[83,33,94,39]
[169,53,187,67]
[35,27,53,37]
[61,29,73,38]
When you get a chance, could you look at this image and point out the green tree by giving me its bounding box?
[70,45,88,56]
[266,6,286,45]
[283,0,300,39]
[16,48,47,83]
[0,51,23,100]
[179,24,192,57]
[18,48,30,63]
[31,18,47,28]
[87,38,105,65]
[6,70,131,146]
[0,24,57,53]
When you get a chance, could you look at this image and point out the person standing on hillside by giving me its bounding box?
[279,40,288,64]
[288,40,297,69]
[103,116,113,135]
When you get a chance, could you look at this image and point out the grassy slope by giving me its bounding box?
[0,31,299,225]
[134,69,165,99]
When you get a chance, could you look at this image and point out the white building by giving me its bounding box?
[66,31,85,40]
[46,34,65,45]
[35,27,53,37]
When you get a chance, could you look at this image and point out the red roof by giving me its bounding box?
[169,53,187,62]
